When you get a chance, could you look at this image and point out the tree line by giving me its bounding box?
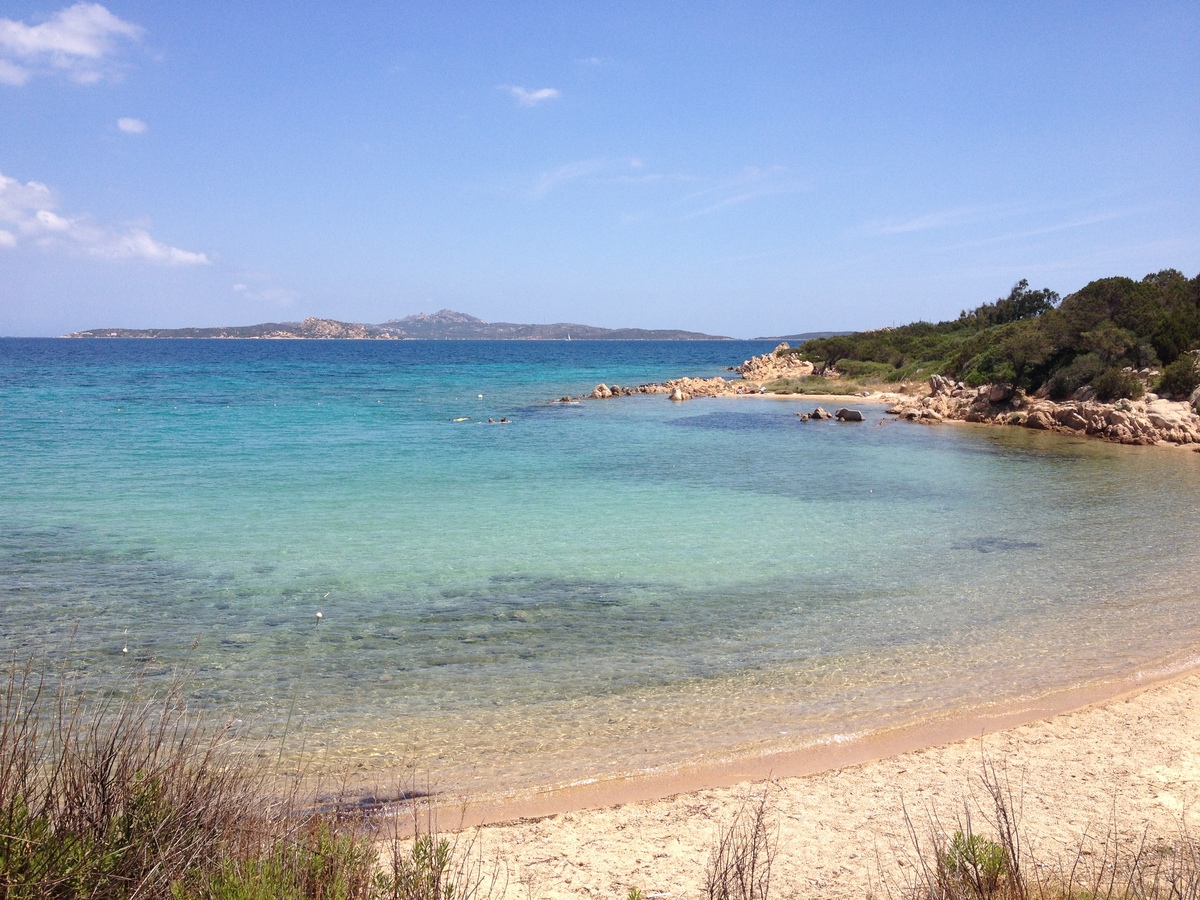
[795,269,1200,402]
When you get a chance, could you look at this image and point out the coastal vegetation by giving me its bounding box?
[3,661,1198,900]
[790,270,1200,402]
[0,661,493,900]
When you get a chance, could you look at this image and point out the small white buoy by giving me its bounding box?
[478,394,484,399]
[122,629,128,654]
[316,611,323,621]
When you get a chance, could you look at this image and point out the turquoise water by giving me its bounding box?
[3,338,1200,794]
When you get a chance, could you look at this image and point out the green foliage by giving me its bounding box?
[795,270,1200,399]
[1046,354,1104,400]
[183,821,376,900]
[1092,368,1145,402]
[760,377,861,395]
[939,832,1009,894]
[375,834,459,900]
[1156,354,1200,400]
[833,359,899,380]
[0,657,506,900]
[957,279,1059,328]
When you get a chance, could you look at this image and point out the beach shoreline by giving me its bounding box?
[452,664,1200,899]
[406,650,1200,831]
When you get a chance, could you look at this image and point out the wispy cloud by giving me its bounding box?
[0,3,142,85]
[531,159,608,197]
[863,202,1030,236]
[679,166,807,218]
[940,209,1143,251]
[0,171,209,265]
[232,281,298,307]
[504,85,561,107]
[117,116,146,134]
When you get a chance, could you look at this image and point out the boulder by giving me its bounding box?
[668,387,686,401]
[810,407,834,420]
[987,383,1015,404]
[591,384,612,399]
[928,373,955,395]
[1054,408,1088,431]
[1024,410,1053,430]
[834,408,864,422]
[1190,385,1200,413]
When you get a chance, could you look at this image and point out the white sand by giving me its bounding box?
[455,672,1200,899]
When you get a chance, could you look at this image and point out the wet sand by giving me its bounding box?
[441,669,1200,899]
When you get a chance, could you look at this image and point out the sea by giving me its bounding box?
[3,337,1200,796]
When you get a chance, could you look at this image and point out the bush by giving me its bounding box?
[939,832,1009,896]
[1092,367,1145,402]
[1045,353,1104,400]
[0,660,497,900]
[1155,354,1200,400]
[834,359,899,381]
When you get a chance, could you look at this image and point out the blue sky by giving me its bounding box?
[1,2,1196,337]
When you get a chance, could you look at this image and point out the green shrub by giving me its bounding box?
[1092,367,1145,402]
[833,359,898,381]
[1156,354,1200,400]
[939,832,1008,894]
[1046,353,1104,400]
[761,377,860,396]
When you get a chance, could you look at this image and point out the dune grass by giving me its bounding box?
[0,659,496,900]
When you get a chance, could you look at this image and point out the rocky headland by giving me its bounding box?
[583,343,1200,450]
[585,342,830,401]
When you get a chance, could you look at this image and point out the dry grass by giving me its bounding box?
[898,759,1200,900]
[0,657,493,900]
[704,790,778,900]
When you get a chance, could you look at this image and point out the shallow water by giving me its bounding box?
[2,338,1199,794]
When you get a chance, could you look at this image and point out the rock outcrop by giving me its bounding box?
[736,343,816,382]
[886,384,1200,446]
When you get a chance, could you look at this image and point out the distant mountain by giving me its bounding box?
[752,331,853,342]
[66,309,731,341]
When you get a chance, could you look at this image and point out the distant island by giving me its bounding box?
[65,309,731,341]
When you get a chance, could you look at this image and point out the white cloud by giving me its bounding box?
[0,3,142,85]
[0,171,208,265]
[35,209,72,231]
[506,85,561,107]
[117,116,146,134]
[97,229,209,264]
[0,58,28,85]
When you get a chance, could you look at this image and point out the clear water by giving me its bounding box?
[3,338,1200,794]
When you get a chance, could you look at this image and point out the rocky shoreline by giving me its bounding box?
[580,343,1200,451]
[884,378,1200,447]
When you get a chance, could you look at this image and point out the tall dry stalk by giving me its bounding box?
[704,790,778,900]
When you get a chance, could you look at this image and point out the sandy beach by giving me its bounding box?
[451,670,1200,899]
